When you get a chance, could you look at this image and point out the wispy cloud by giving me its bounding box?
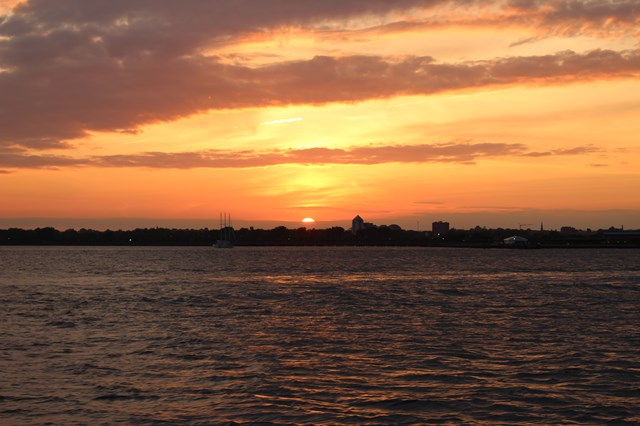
[261,117,303,126]
[0,149,88,169]
[94,142,529,168]
[414,201,446,205]
[0,142,601,170]
[358,1,640,42]
[505,0,640,40]
[523,145,601,157]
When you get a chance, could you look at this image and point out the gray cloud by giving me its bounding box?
[1,1,639,150]
[372,1,640,41]
[0,149,88,168]
[2,48,638,150]
[507,0,640,37]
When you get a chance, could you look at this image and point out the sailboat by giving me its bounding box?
[215,212,234,248]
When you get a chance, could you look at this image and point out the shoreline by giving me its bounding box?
[2,227,638,248]
[1,243,637,249]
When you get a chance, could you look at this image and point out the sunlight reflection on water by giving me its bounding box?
[0,247,639,424]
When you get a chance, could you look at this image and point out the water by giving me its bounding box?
[1,246,639,425]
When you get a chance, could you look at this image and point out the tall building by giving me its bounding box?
[352,215,364,235]
[432,221,450,235]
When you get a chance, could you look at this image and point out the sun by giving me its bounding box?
[301,217,315,223]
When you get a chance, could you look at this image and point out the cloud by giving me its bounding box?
[90,142,528,168]
[348,1,640,43]
[0,142,601,170]
[506,0,640,39]
[1,1,639,150]
[523,145,601,157]
[414,201,446,205]
[0,148,88,168]
[2,48,639,151]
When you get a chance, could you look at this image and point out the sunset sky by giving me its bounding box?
[1,0,639,230]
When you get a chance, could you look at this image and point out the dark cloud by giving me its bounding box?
[0,142,601,170]
[375,1,640,41]
[0,0,443,148]
[0,0,442,53]
[0,148,89,169]
[1,1,638,150]
[508,0,640,35]
[2,47,638,150]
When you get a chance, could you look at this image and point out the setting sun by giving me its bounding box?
[0,0,639,231]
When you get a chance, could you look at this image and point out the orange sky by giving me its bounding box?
[1,1,639,230]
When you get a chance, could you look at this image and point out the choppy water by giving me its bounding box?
[1,246,639,425]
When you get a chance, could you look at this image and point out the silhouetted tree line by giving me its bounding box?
[0,226,417,246]
[1,225,638,247]
[0,227,216,246]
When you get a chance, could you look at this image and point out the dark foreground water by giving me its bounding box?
[1,246,639,425]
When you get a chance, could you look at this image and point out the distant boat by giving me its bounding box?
[503,236,530,248]
[215,212,234,248]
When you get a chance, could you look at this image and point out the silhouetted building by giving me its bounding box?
[432,221,450,235]
[352,215,364,235]
[561,226,578,234]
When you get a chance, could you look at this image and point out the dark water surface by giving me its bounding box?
[1,246,639,425]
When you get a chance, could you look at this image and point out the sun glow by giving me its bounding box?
[261,117,303,126]
[2,1,640,231]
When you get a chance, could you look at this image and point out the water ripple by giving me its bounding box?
[1,246,639,424]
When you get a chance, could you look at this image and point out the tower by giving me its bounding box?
[352,215,364,235]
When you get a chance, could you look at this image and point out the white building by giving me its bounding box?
[352,215,364,235]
